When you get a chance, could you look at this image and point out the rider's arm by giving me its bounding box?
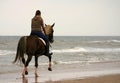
[41,18,47,35]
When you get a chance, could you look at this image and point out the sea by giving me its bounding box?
[0,36,120,75]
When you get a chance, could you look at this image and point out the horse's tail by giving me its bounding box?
[13,36,26,63]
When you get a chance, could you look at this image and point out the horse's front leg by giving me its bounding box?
[35,56,39,77]
[48,55,52,71]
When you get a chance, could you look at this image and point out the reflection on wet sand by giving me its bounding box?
[22,77,28,83]
[22,76,39,83]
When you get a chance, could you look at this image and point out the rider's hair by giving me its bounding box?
[35,10,41,16]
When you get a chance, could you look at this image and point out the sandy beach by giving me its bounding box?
[46,74,120,83]
[0,61,120,83]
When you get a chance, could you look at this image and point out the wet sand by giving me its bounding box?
[46,74,120,83]
[0,61,120,83]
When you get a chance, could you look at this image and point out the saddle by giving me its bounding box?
[30,31,47,46]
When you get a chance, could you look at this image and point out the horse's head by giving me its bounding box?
[44,23,55,43]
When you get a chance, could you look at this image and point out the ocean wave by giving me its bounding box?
[1,46,120,56]
[52,60,83,65]
[27,60,86,66]
[111,40,120,43]
[91,40,120,43]
[40,59,103,65]
[52,47,120,53]
[52,47,87,53]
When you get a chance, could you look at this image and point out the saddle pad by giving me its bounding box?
[38,38,46,46]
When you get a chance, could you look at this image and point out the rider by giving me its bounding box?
[30,10,52,56]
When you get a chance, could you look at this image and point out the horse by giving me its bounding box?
[13,23,55,77]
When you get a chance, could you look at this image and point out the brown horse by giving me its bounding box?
[13,23,55,77]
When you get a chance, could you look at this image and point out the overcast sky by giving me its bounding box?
[0,0,120,36]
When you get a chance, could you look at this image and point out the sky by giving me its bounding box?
[0,0,120,36]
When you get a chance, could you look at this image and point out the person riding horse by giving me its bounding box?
[30,10,52,56]
[13,10,55,77]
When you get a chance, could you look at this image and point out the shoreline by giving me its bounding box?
[0,61,120,83]
[46,74,120,83]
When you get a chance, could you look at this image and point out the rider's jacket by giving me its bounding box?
[30,15,48,44]
[31,15,44,32]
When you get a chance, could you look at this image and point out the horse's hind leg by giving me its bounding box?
[22,57,25,65]
[22,57,26,76]
[22,55,32,77]
[35,56,38,77]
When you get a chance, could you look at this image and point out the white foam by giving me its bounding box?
[0,50,15,56]
[87,47,120,53]
[53,60,83,65]
[92,40,120,43]
[52,47,87,53]
[52,47,120,53]
[107,40,120,43]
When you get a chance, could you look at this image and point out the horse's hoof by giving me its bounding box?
[25,71,28,75]
[48,67,52,71]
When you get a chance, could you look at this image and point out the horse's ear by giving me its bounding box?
[45,24,47,27]
[51,23,55,28]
